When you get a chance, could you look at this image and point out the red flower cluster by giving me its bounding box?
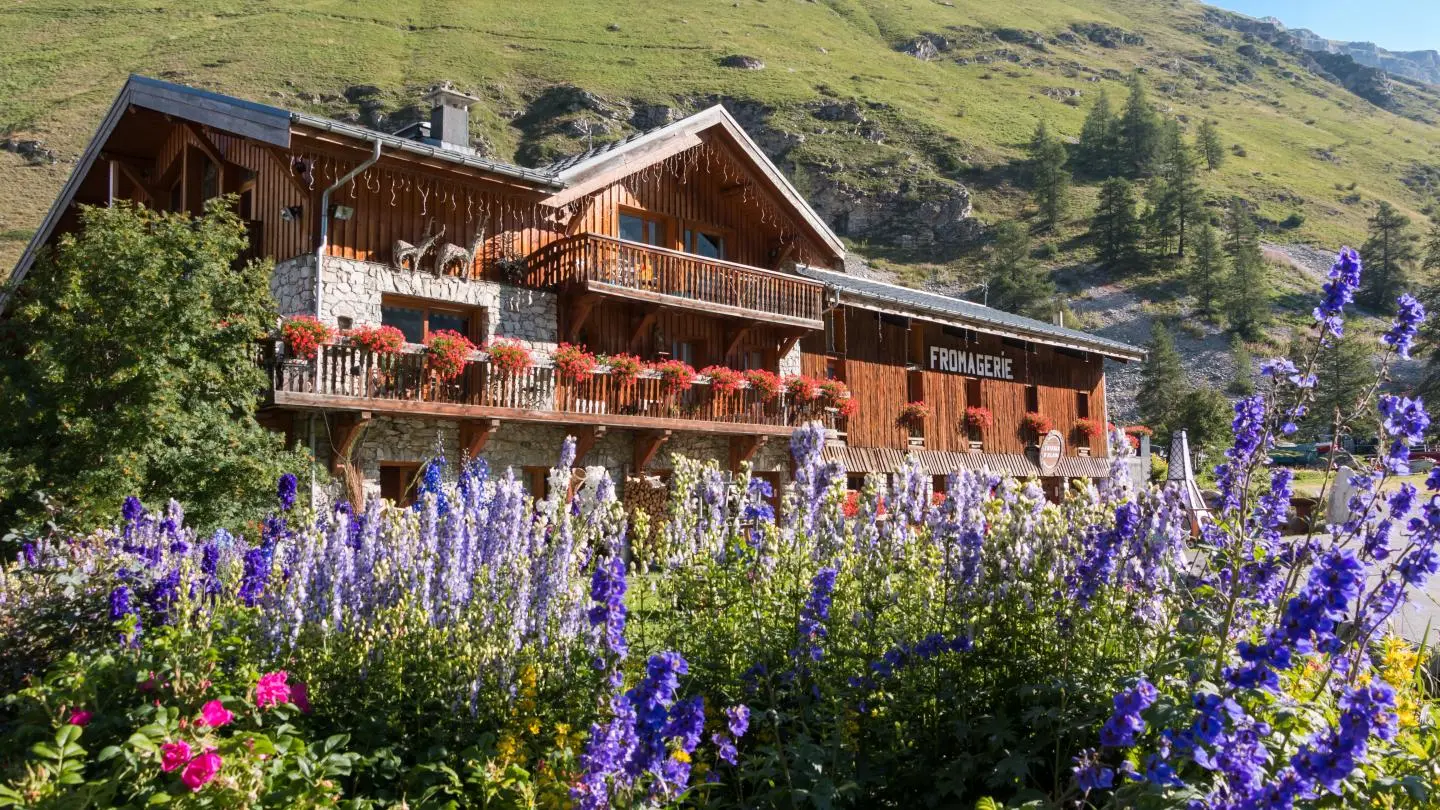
[651,359,696,394]
[281,316,333,360]
[962,405,994,433]
[603,353,644,385]
[743,369,782,401]
[1073,417,1102,440]
[701,365,744,395]
[784,375,819,403]
[347,324,406,356]
[1021,411,1055,436]
[817,378,850,405]
[897,401,931,426]
[553,343,598,383]
[482,338,532,378]
[426,331,477,380]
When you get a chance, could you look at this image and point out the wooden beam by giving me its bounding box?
[566,293,602,343]
[103,155,165,203]
[184,123,225,168]
[771,241,796,271]
[627,308,661,355]
[723,321,759,358]
[571,425,607,466]
[540,131,705,208]
[729,435,768,472]
[460,418,502,459]
[777,331,805,362]
[263,145,313,197]
[328,410,373,477]
[587,280,823,332]
[633,430,672,472]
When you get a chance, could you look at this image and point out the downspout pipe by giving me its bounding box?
[314,139,382,321]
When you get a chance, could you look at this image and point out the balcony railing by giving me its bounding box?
[525,233,826,326]
[258,342,847,433]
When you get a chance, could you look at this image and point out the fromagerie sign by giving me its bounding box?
[928,346,1015,380]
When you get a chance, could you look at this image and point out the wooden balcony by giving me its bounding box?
[258,342,847,437]
[525,233,826,330]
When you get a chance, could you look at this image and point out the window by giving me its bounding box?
[200,160,219,202]
[684,229,724,259]
[669,340,697,367]
[619,211,664,246]
[1025,385,1040,412]
[379,462,421,506]
[965,378,982,409]
[1077,392,1091,419]
[380,296,478,344]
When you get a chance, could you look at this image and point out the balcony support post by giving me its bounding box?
[777,330,805,363]
[633,429,672,472]
[723,320,760,359]
[729,434,768,472]
[571,425,607,466]
[461,418,502,460]
[565,292,602,344]
[628,308,661,355]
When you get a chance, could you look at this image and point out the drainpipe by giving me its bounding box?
[314,139,382,321]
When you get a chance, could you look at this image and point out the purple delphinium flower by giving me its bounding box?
[1313,246,1362,341]
[1214,395,1270,515]
[1381,293,1426,359]
[1073,748,1114,793]
[588,556,628,684]
[792,567,838,666]
[277,473,298,511]
[1378,395,1431,475]
[1099,678,1157,748]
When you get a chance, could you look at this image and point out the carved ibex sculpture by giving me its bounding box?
[392,219,445,272]
[434,228,487,277]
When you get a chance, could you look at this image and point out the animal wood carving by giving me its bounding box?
[435,228,487,276]
[392,219,445,272]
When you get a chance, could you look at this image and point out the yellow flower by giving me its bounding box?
[496,733,520,762]
[527,718,542,736]
[671,749,691,764]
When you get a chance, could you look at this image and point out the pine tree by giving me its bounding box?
[1227,335,1254,396]
[1419,220,1440,401]
[1175,385,1235,454]
[1188,219,1227,316]
[1302,330,1379,441]
[986,221,1057,320]
[1026,121,1070,229]
[1196,118,1225,171]
[1223,199,1269,339]
[1090,177,1145,274]
[1144,176,1177,258]
[1156,120,1203,257]
[1359,201,1418,313]
[1076,90,1120,178]
[1118,72,1161,177]
[1137,323,1185,438]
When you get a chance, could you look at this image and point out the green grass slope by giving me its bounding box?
[2,0,1439,283]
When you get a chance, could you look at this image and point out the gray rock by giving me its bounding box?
[719,54,766,70]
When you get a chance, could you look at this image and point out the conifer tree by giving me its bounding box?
[1419,220,1440,400]
[1188,219,1226,316]
[1223,199,1269,339]
[1302,330,1380,441]
[1144,176,1177,259]
[1090,177,1145,274]
[1196,118,1225,171]
[1228,335,1254,396]
[1118,72,1161,177]
[1156,120,1203,257]
[1026,121,1070,229]
[1359,201,1418,313]
[1137,323,1185,437]
[1076,90,1120,178]
[986,221,1057,320]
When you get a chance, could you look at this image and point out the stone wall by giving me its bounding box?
[313,256,557,353]
[271,256,315,318]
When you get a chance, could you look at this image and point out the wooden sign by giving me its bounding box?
[928,346,1015,380]
[1038,430,1064,476]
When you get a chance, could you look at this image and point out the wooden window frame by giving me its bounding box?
[380,294,485,343]
[1025,385,1040,413]
[617,207,672,248]
[1077,391,1091,419]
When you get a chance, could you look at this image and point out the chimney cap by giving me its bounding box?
[426,82,479,109]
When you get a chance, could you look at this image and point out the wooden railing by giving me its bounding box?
[526,233,825,324]
[257,342,846,432]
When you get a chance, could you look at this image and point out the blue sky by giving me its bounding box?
[1214,1,1439,52]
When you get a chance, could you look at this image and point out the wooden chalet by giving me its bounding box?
[5,75,1143,504]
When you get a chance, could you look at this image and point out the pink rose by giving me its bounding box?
[180,748,221,791]
[160,740,192,773]
[197,699,233,728]
[67,709,92,726]
[290,680,311,714]
[255,671,291,709]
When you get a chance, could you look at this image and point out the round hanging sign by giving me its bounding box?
[1038,430,1065,476]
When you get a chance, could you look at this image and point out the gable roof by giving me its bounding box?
[797,265,1145,362]
[535,105,846,260]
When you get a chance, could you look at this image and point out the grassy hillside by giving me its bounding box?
[3,0,1439,295]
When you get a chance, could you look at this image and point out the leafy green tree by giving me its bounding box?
[1188,219,1227,316]
[1359,201,1418,313]
[1175,385,1234,455]
[1155,120,1204,257]
[1223,200,1269,339]
[1227,336,1254,396]
[1089,177,1146,274]
[0,200,311,533]
[1138,323,1185,438]
[1196,118,1225,171]
[1075,90,1121,178]
[1118,72,1161,177]
[1301,330,1379,441]
[986,221,1057,320]
[1026,121,1070,229]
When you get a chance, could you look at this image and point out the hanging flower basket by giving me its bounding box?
[602,353,643,387]
[553,343,598,383]
[1021,411,1054,439]
[784,375,819,404]
[281,316,332,361]
[1073,417,1102,442]
[701,365,743,396]
[962,406,994,434]
[817,379,850,405]
[347,324,406,356]
[427,331,478,381]
[744,369,782,402]
[897,401,931,432]
[651,359,696,395]
[483,339,533,378]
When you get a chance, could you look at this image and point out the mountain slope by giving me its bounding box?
[1,0,1437,415]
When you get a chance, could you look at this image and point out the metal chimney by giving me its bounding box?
[425,83,479,150]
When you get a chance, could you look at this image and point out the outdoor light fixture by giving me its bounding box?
[280,205,304,222]
[330,204,355,220]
